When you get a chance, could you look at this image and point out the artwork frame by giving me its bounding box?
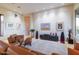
[41,23,50,31]
[56,22,63,31]
[8,23,13,28]
[6,23,21,30]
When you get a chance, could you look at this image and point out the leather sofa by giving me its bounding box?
[7,44,44,55]
[40,34,58,41]
[0,40,44,55]
[40,34,50,40]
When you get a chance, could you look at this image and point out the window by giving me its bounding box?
[0,14,4,36]
[76,17,79,35]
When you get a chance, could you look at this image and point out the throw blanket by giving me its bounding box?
[24,39,68,55]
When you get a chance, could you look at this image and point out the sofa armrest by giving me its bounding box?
[68,48,79,55]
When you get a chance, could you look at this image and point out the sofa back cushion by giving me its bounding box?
[8,34,16,43]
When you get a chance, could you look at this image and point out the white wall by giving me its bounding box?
[32,5,74,40]
[0,8,26,37]
[4,11,26,37]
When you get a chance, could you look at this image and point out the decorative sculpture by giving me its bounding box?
[60,32,65,43]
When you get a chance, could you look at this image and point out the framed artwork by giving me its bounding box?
[6,23,21,30]
[41,23,50,31]
[8,23,13,27]
[6,23,14,30]
[57,22,63,31]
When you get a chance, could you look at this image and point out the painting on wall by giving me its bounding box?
[41,23,50,31]
[6,23,21,30]
[6,23,14,30]
[57,22,63,31]
[8,23,13,27]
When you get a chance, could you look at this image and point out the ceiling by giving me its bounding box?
[0,3,71,15]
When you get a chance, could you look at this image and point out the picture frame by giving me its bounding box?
[41,23,50,31]
[6,23,21,30]
[57,22,63,31]
[6,23,14,30]
[8,23,13,27]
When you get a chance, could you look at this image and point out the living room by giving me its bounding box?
[0,3,79,55]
